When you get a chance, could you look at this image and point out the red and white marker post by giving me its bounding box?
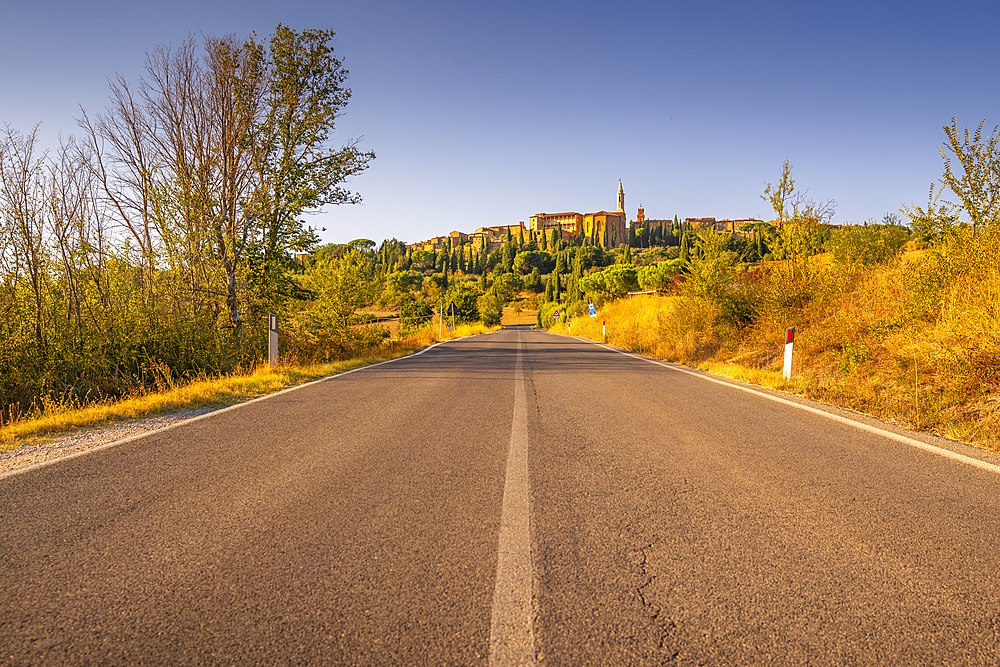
[602,319,607,343]
[782,326,795,379]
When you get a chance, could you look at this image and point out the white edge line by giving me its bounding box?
[0,341,453,481]
[566,334,1000,477]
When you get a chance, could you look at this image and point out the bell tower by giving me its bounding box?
[617,180,625,213]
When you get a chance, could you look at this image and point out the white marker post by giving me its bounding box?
[268,313,278,368]
[782,326,795,379]
[602,319,607,343]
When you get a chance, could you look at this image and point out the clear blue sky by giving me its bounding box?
[3,0,998,245]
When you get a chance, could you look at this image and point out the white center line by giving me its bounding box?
[489,333,537,666]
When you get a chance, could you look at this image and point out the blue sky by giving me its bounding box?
[3,1,998,245]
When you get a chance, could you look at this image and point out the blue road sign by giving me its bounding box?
[588,303,596,318]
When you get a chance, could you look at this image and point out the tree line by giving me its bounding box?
[0,26,372,421]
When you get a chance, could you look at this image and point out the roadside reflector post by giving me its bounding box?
[783,326,795,379]
[268,313,279,368]
[603,319,607,343]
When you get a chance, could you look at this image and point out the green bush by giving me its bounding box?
[827,223,911,266]
[399,300,434,330]
[579,263,639,305]
[478,293,503,327]
[441,282,483,323]
[638,259,685,290]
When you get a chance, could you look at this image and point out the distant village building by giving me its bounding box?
[530,181,628,246]
[407,223,527,254]
[401,181,791,257]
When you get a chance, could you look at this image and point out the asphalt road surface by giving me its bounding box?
[3,328,1000,666]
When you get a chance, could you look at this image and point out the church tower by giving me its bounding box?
[617,181,625,213]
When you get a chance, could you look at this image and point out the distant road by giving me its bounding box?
[3,329,1000,665]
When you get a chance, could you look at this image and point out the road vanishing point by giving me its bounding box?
[3,328,1000,666]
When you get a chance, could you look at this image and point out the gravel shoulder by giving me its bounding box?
[0,408,217,474]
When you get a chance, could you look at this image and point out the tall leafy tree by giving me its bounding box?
[252,25,375,308]
[938,118,1000,235]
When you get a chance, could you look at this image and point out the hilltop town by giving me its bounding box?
[405,182,772,254]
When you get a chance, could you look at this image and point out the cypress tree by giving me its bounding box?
[501,242,513,274]
[545,275,554,302]
[680,232,690,264]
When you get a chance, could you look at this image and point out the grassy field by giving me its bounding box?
[0,321,497,453]
[551,241,1000,452]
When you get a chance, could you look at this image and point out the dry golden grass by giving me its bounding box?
[0,320,498,453]
[501,307,538,327]
[552,241,1000,450]
[0,360,372,452]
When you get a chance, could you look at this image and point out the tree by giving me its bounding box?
[901,183,959,243]
[442,282,482,323]
[937,118,1000,234]
[579,264,638,305]
[300,250,384,356]
[500,241,514,274]
[762,161,836,225]
[254,26,375,303]
[762,161,796,222]
[81,27,374,347]
[679,231,690,264]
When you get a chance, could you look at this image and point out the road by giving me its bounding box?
[3,328,1000,665]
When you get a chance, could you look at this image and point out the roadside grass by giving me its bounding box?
[550,242,1000,452]
[0,320,498,453]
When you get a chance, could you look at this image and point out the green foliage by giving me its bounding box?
[385,269,424,294]
[939,118,1000,233]
[575,244,613,271]
[488,272,520,305]
[409,250,437,273]
[536,300,564,329]
[579,263,639,305]
[512,250,555,275]
[773,219,828,267]
[827,222,911,266]
[0,26,388,418]
[399,300,433,331]
[638,259,685,290]
[477,293,503,327]
[348,239,376,253]
[524,267,542,293]
[296,250,387,358]
[442,281,483,323]
[380,269,424,307]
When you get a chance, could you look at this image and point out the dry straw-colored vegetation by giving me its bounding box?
[554,227,1000,450]
[0,321,496,452]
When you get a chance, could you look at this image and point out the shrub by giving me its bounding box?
[579,263,639,305]
[399,300,434,331]
[638,259,685,290]
[827,223,911,266]
[478,293,503,327]
[441,282,483,323]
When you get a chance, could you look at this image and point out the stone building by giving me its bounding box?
[529,182,629,247]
